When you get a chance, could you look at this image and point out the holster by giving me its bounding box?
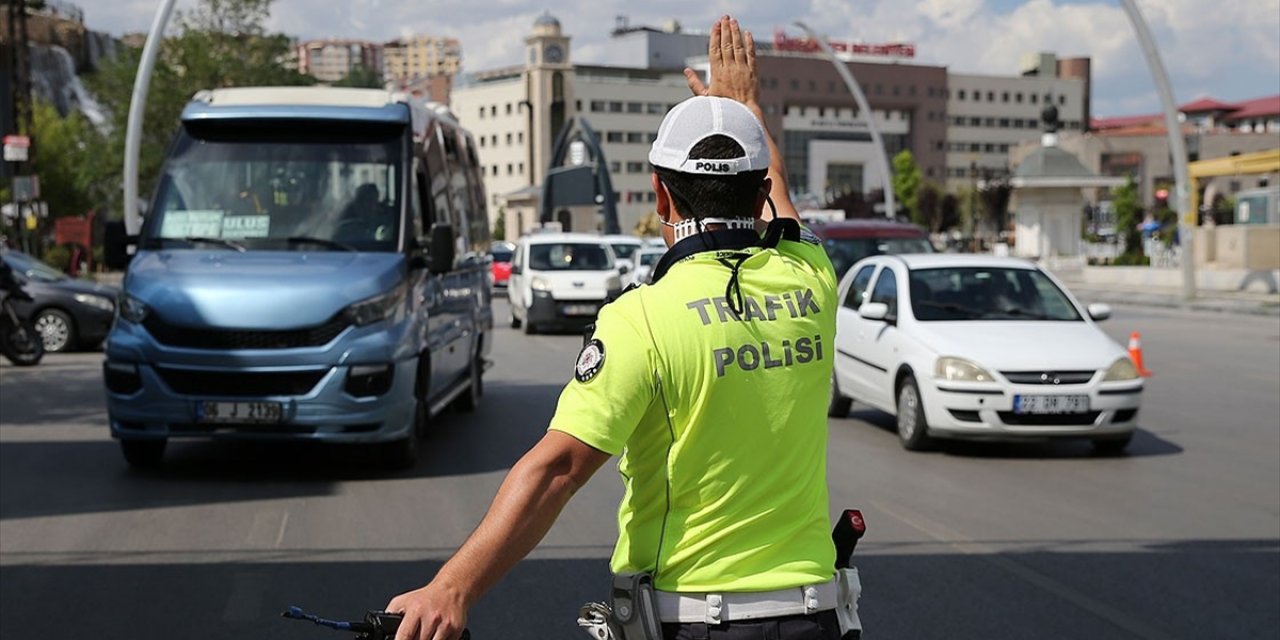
[835,567,863,639]
[610,572,663,640]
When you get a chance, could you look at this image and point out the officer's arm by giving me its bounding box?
[684,16,799,223]
[387,431,609,640]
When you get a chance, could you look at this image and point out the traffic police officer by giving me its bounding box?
[387,16,844,640]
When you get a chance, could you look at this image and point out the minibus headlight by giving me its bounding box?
[531,276,552,292]
[343,283,408,326]
[118,294,149,324]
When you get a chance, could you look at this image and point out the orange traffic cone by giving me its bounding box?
[1128,332,1153,377]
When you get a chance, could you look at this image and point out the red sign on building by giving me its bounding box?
[773,30,915,59]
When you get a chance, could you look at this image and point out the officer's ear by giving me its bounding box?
[755,176,772,220]
[653,172,674,222]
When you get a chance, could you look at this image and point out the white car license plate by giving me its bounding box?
[1013,395,1090,414]
[196,401,283,424]
[562,304,598,316]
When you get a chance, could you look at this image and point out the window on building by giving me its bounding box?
[609,101,623,112]
[984,143,996,153]
[610,161,621,173]
[606,131,624,143]
[969,143,981,152]
[934,140,944,150]
[590,100,606,112]
[926,167,935,177]
[818,107,826,118]
[506,133,513,145]
[647,102,665,114]
[809,80,817,91]
[1031,94,1039,104]
[1015,92,1023,103]
[790,79,800,90]
[648,192,657,203]
[984,91,993,101]
[648,132,658,143]
[517,132,524,143]
[958,89,967,100]
[999,118,1010,127]
[1043,93,1052,104]
[479,137,485,147]
[478,106,484,118]
[874,83,883,95]
[492,164,499,175]
[984,117,995,127]
[968,116,981,126]
[1059,95,1066,106]
[893,85,901,96]
[490,135,498,146]
[627,102,643,113]
[506,103,512,115]
[909,85,917,96]
[507,163,513,175]
[1002,92,1009,103]
[490,105,497,116]
[626,161,644,173]
[518,162,524,173]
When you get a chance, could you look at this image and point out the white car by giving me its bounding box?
[508,233,623,334]
[830,254,1143,453]
[604,234,644,285]
[631,247,666,285]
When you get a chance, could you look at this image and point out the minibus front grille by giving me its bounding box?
[156,367,331,397]
[142,315,350,350]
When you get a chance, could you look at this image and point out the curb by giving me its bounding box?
[1068,288,1280,317]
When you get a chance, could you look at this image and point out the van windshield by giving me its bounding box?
[144,126,404,252]
[529,243,614,271]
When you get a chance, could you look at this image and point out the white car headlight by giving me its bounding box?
[935,357,996,383]
[1103,357,1140,381]
[118,293,149,324]
[75,293,115,313]
[530,276,552,292]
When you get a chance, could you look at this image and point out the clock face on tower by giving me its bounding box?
[544,44,563,63]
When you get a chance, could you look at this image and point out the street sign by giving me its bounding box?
[12,175,40,202]
[3,135,30,162]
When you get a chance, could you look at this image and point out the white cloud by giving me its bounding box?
[72,0,1280,115]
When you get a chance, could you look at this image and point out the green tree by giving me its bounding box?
[30,100,107,219]
[334,65,384,89]
[915,182,943,232]
[492,207,506,241]
[1112,175,1143,257]
[86,0,314,216]
[891,150,922,221]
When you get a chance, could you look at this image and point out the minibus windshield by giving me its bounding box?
[145,125,404,252]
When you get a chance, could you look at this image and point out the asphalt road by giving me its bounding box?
[1,300,1277,639]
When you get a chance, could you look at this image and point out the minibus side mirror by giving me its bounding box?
[428,224,456,275]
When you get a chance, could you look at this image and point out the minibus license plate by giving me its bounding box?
[196,401,283,423]
[1013,395,1090,414]
[563,304,598,316]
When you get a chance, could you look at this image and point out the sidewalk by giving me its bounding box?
[1059,279,1280,316]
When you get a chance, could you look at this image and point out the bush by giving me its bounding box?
[43,245,72,272]
[1111,253,1150,267]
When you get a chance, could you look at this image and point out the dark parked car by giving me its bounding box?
[0,250,118,352]
[807,219,935,280]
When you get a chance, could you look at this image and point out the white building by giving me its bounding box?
[451,13,689,240]
[946,53,1088,189]
[295,39,381,83]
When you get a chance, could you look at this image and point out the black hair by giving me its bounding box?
[653,134,767,220]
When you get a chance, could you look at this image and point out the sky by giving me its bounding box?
[83,0,1280,118]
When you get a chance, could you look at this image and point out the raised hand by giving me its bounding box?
[683,16,759,108]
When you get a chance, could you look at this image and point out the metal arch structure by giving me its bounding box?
[540,115,620,234]
[1118,0,1195,299]
[792,21,896,220]
[123,0,179,235]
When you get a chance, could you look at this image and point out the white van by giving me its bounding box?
[508,234,623,334]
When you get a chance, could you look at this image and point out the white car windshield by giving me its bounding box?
[529,243,614,270]
[909,267,1081,322]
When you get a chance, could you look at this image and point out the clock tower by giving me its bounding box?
[525,12,574,190]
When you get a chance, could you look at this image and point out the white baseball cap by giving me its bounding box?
[648,96,770,176]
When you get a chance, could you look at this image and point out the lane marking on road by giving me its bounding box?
[274,510,290,548]
[869,499,1172,640]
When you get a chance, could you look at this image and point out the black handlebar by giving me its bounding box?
[282,606,471,640]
